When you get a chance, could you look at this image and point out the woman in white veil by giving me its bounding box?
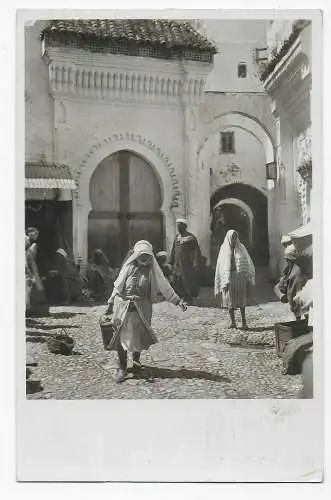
[214,230,255,330]
[107,240,187,383]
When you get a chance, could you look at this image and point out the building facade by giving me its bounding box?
[260,20,312,276]
[25,20,216,270]
[25,18,311,278]
[196,20,276,269]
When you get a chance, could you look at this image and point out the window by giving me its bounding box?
[220,132,235,154]
[238,63,247,78]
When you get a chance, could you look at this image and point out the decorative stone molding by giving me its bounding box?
[296,127,312,166]
[75,132,180,208]
[260,22,305,82]
[297,174,310,224]
[262,25,311,100]
[219,162,242,180]
[297,157,312,181]
[44,48,209,106]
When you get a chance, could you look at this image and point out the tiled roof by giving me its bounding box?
[25,162,76,190]
[41,19,217,62]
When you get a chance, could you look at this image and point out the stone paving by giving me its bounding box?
[26,285,303,400]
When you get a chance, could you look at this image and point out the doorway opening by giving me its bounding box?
[210,183,269,267]
[88,150,164,267]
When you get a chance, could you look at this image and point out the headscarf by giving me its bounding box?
[214,229,255,295]
[109,240,178,303]
[284,244,298,262]
[156,251,168,259]
[176,217,188,226]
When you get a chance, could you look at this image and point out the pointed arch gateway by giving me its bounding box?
[74,134,180,268]
[199,111,275,163]
[199,111,276,270]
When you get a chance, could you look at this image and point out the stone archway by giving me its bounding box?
[214,198,254,244]
[210,183,269,266]
[73,134,179,267]
[199,111,275,163]
[199,111,275,271]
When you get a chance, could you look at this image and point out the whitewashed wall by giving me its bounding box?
[198,92,276,270]
[203,19,268,92]
[263,21,312,277]
[39,40,212,265]
[208,127,267,195]
[25,22,54,164]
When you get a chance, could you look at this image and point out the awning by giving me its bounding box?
[25,162,76,190]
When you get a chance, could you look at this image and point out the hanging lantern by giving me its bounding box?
[266,161,277,180]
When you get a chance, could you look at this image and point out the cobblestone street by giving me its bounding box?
[26,274,303,400]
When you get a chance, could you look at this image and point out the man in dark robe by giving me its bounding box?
[168,218,202,304]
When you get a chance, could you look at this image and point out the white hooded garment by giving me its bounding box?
[107,241,181,351]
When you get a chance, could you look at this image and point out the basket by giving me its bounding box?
[99,314,115,351]
[274,319,312,357]
[47,333,75,355]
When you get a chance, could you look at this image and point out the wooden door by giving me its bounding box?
[88,150,163,267]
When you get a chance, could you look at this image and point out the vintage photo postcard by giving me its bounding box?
[16,8,324,482]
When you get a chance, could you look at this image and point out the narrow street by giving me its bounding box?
[26,272,303,400]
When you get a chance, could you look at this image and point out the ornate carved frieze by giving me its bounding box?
[44,49,209,106]
[296,127,312,190]
[297,159,312,182]
[297,174,310,224]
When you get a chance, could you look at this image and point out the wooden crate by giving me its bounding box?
[275,319,311,357]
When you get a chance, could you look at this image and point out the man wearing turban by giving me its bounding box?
[168,218,202,305]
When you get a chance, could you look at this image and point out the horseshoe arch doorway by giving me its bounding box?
[88,150,164,267]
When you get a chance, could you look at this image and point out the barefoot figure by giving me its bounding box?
[107,240,187,383]
[214,230,255,330]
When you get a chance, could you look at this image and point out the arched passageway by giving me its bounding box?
[88,150,164,267]
[210,183,269,267]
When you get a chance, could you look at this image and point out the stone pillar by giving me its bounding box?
[180,60,213,258]
[72,193,90,274]
[184,107,210,258]
[197,156,211,261]
[267,104,282,279]
[163,207,176,254]
[184,108,199,225]
[280,118,299,232]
